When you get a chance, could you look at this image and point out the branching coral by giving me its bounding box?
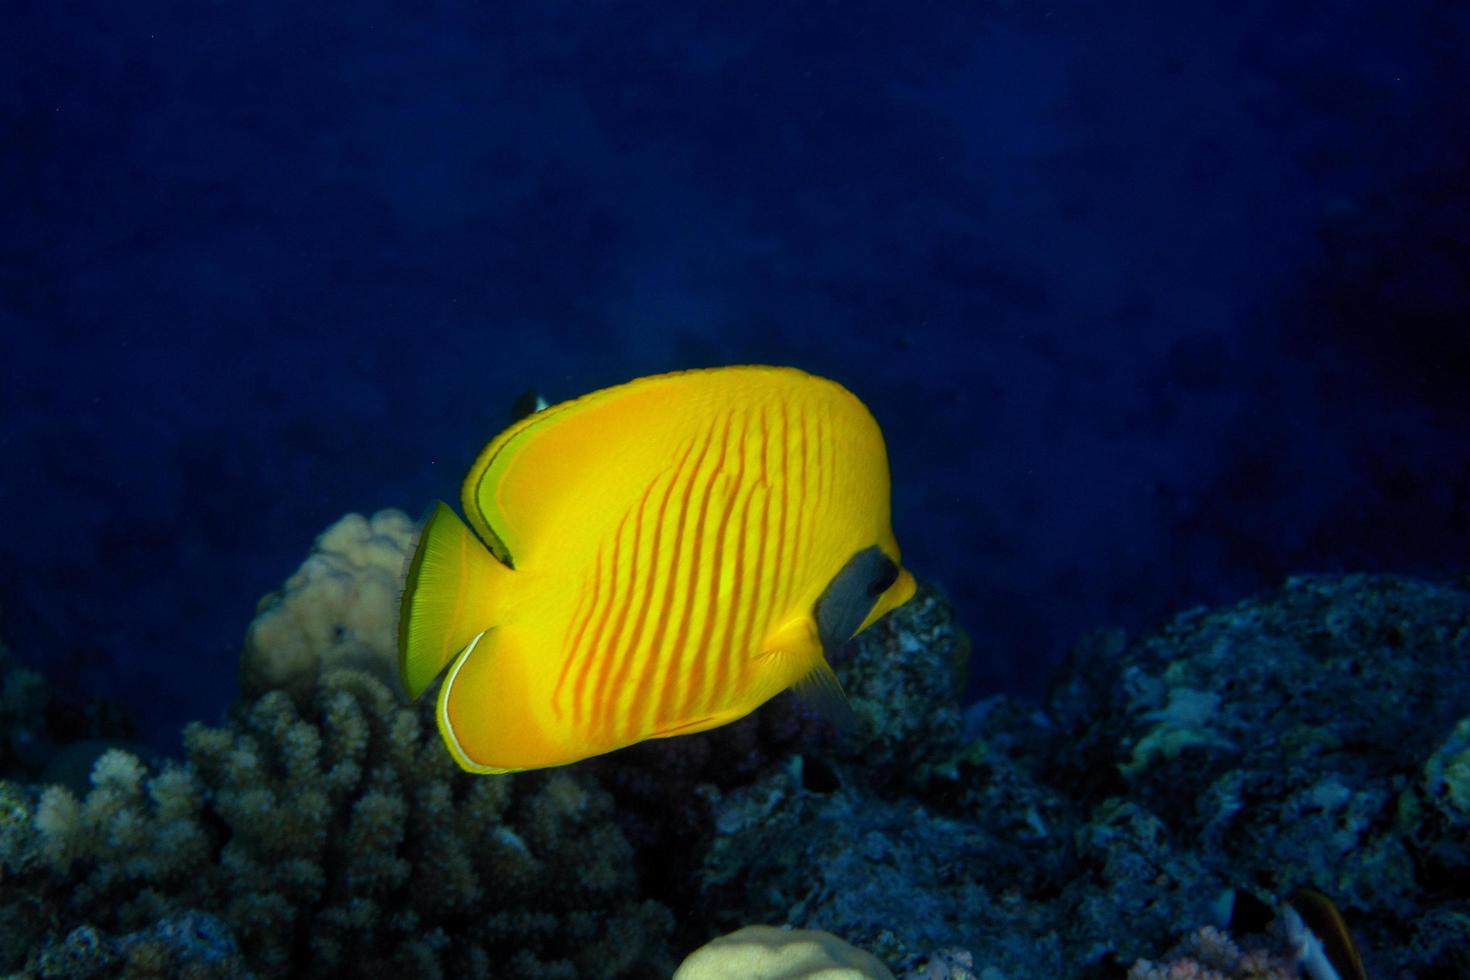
[0,508,674,977]
[1127,925,1296,980]
[16,498,1464,980]
[3,669,672,977]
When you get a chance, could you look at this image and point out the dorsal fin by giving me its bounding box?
[459,367,817,571]
[458,400,570,567]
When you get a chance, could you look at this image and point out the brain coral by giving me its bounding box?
[240,508,416,704]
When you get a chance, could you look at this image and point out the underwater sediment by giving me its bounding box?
[1,512,1466,977]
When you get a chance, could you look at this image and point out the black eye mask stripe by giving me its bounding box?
[814,546,898,653]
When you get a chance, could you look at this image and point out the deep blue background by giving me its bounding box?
[4,2,1467,749]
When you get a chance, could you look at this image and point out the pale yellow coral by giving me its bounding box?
[674,925,896,980]
[90,749,146,797]
[105,808,149,851]
[146,767,202,822]
[30,751,213,897]
[345,790,411,894]
[240,509,417,704]
[34,785,82,870]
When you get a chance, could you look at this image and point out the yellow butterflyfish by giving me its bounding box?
[397,365,916,773]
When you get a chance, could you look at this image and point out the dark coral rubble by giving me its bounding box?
[1049,576,1470,908]
[693,574,1470,977]
[2,512,1468,978]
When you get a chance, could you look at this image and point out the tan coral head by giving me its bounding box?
[672,924,896,980]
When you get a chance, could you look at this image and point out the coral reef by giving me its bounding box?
[895,946,977,980]
[694,574,1470,977]
[1126,925,1296,980]
[693,583,1085,974]
[5,505,1468,979]
[700,762,1063,970]
[1,669,672,978]
[1047,573,1470,975]
[823,583,969,796]
[239,509,417,705]
[585,582,970,955]
[27,914,246,979]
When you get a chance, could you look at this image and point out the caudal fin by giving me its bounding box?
[397,501,511,700]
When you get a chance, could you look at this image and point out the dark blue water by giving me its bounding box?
[4,1,1467,748]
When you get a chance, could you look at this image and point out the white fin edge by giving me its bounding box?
[436,630,521,775]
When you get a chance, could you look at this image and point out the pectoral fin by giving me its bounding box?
[761,617,857,732]
[792,658,858,732]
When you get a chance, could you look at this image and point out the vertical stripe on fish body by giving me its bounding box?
[398,365,915,773]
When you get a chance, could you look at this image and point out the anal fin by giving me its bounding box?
[436,627,568,774]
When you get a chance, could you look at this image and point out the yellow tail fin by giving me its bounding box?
[397,501,512,700]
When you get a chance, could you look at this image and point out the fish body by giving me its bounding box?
[398,365,915,773]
